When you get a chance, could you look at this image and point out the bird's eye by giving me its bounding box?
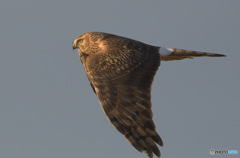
[79,39,84,43]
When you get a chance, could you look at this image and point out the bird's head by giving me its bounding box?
[72,33,91,54]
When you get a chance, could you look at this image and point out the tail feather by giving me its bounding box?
[160,47,226,61]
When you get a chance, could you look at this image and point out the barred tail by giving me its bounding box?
[159,47,226,61]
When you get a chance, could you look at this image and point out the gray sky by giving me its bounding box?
[0,0,239,158]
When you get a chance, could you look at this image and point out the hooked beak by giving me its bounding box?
[72,40,77,51]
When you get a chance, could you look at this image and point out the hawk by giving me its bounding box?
[72,32,225,158]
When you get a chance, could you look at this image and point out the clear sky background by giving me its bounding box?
[0,0,239,158]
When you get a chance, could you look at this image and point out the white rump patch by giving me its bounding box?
[159,47,174,56]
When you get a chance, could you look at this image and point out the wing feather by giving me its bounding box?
[86,40,162,158]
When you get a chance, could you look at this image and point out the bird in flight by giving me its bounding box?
[72,32,225,158]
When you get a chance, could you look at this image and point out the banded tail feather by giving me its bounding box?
[159,47,226,61]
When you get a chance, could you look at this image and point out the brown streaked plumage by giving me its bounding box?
[72,32,225,158]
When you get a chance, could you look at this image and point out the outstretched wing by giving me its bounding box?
[86,42,163,158]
